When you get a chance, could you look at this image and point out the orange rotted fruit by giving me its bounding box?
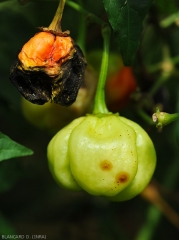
[10,30,86,106]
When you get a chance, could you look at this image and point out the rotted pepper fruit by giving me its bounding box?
[9,28,86,106]
[21,66,98,132]
[47,113,156,201]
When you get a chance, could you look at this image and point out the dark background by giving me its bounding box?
[0,0,179,239]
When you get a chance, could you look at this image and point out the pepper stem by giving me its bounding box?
[152,107,179,130]
[64,1,111,114]
[48,0,66,32]
[93,24,111,114]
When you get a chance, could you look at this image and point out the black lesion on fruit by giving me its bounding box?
[9,44,86,106]
[53,44,86,106]
[10,60,52,105]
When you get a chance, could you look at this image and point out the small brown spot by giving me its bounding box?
[115,172,129,184]
[100,160,113,171]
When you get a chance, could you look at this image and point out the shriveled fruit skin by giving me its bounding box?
[21,66,97,132]
[10,31,86,106]
[47,113,156,201]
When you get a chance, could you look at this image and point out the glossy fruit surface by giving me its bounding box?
[47,113,156,201]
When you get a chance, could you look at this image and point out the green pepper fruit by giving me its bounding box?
[47,113,156,201]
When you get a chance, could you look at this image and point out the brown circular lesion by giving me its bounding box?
[99,160,113,171]
[115,172,129,184]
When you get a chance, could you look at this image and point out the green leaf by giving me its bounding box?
[103,0,153,65]
[0,132,33,161]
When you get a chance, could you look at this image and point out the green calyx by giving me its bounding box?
[86,112,118,118]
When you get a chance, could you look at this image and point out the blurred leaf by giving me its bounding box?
[0,160,23,192]
[18,0,30,5]
[103,0,153,66]
[0,211,17,236]
[0,132,33,161]
[0,0,12,3]
[155,0,178,14]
